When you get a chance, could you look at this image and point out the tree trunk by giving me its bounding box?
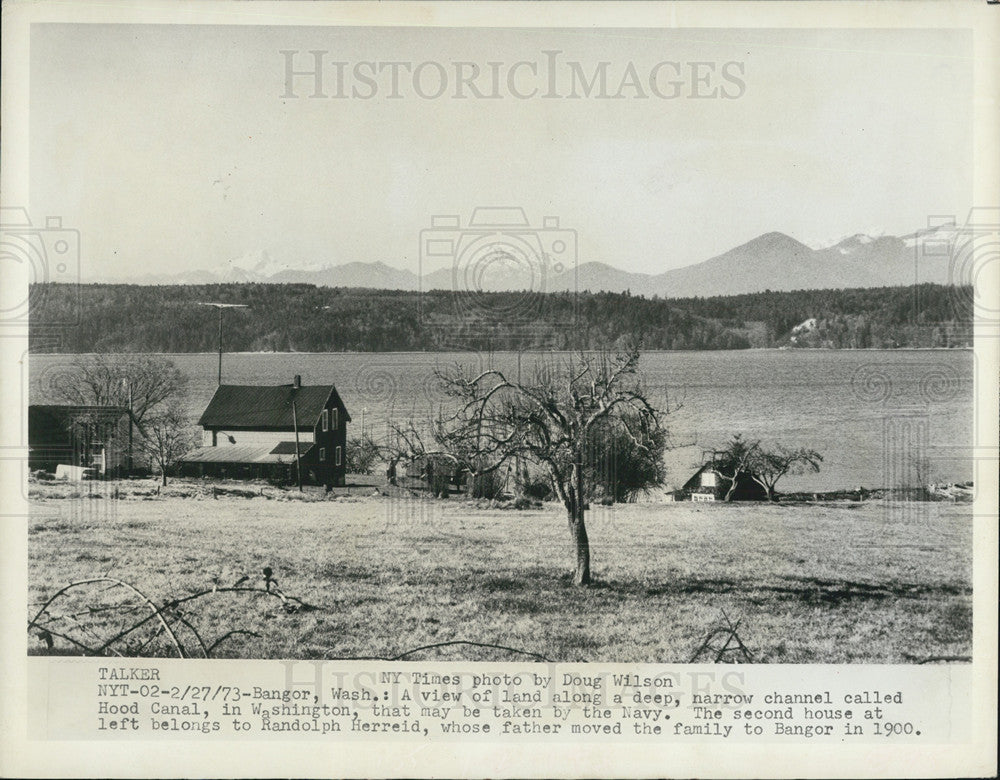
[569,460,591,585]
[569,509,591,585]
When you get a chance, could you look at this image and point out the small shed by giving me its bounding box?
[675,451,767,502]
[28,405,130,477]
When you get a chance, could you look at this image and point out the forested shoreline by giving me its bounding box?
[28,282,972,352]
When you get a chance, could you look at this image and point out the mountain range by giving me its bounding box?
[96,225,960,298]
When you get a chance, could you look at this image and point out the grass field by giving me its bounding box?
[27,480,973,663]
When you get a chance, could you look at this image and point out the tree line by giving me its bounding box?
[28,282,971,353]
[665,284,972,348]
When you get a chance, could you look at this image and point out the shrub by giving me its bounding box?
[471,469,506,499]
[517,472,552,501]
[585,415,668,503]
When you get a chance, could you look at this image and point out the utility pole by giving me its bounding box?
[291,398,303,492]
[196,302,249,385]
[515,349,523,495]
[127,383,133,478]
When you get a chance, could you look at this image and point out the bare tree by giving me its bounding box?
[748,445,823,501]
[434,348,667,586]
[345,433,380,475]
[379,420,467,497]
[49,354,188,476]
[137,404,196,487]
[716,435,823,502]
[50,354,186,429]
[715,434,761,502]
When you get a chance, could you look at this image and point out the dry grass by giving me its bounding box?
[27,481,972,662]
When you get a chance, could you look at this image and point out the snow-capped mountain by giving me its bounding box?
[217,250,321,282]
[89,225,964,297]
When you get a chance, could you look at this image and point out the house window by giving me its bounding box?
[321,410,329,431]
[335,446,342,466]
[331,408,338,430]
[319,448,326,461]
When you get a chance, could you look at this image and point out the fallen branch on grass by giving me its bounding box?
[30,576,185,657]
[29,569,320,658]
[689,609,755,663]
[322,639,551,662]
[207,630,262,655]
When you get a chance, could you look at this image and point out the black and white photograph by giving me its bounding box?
[2,2,997,778]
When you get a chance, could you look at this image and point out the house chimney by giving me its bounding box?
[293,375,301,389]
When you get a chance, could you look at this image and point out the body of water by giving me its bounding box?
[30,349,974,492]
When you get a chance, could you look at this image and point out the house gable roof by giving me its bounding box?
[680,460,768,500]
[197,384,351,430]
[681,463,715,491]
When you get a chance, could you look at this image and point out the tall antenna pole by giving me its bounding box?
[196,302,249,385]
[217,307,223,385]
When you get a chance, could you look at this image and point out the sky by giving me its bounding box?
[28,24,974,280]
